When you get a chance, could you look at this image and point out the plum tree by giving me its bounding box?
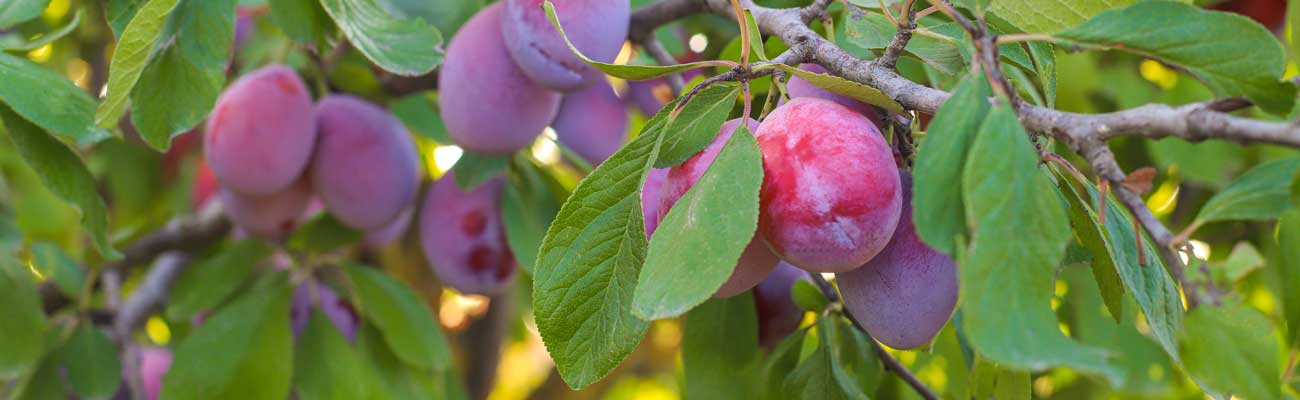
[641,167,669,237]
[420,173,517,295]
[310,95,421,230]
[787,64,882,123]
[551,80,629,165]
[755,97,901,272]
[138,347,171,400]
[657,119,779,297]
[439,3,561,154]
[837,173,957,350]
[218,177,313,240]
[204,65,317,196]
[290,281,361,341]
[501,0,630,91]
[753,262,808,348]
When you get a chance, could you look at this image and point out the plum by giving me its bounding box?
[753,262,808,348]
[501,0,629,91]
[419,173,516,295]
[641,168,670,237]
[218,177,313,240]
[310,95,421,230]
[364,207,413,247]
[290,281,361,341]
[139,347,171,400]
[551,80,629,165]
[755,97,901,272]
[837,173,957,350]
[657,118,779,298]
[204,64,317,196]
[440,4,561,154]
[786,64,882,124]
[192,159,218,210]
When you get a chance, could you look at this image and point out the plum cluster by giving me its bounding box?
[438,1,631,164]
[203,65,421,244]
[641,64,958,349]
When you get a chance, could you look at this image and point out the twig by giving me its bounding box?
[996,33,1056,44]
[102,206,230,272]
[115,252,190,400]
[114,252,191,337]
[873,0,917,71]
[806,272,940,400]
[638,39,686,95]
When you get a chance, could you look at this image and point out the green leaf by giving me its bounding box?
[502,159,560,275]
[451,151,510,190]
[0,53,111,144]
[541,1,720,80]
[107,0,147,35]
[287,213,363,254]
[56,325,120,400]
[1053,170,1126,323]
[0,10,82,51]
[0,0,47,28]
[840,10,965,75]
[743,10,767,61]
[1278,209,1300,344]
[9,355,64,400]
[770,64,905,113]
[683,293,762,400]
[268,0,331,45]
[653,83,738,168]
[790,279,829,313]
[130,0,235,150]
[161,272,294,400]
[990,0,1140,33]
[0,260,47,379]
[1055,171,1183,359]
[1179,301,1280,400]
[317,0,442,76]
[1025,41,1056,107]
[1194,156,1300,227]
[1055,1,1297,115]
[782,317,869,400]
[29,242,85,300]
[1290,0,1300,66]
[345,264,451,372]
[1214,242,1265,285]
[0,106,117,258]
[167,241,273,320]
[913,76,992,255]
[390,92,450,143]
[533,94,681,390]
[355,324,443,400]
[294,310,376,400]
[833,320,883,393]
[95,0,182,130]
[759,330,806,400]
[1063,266,1177,396]
[960,104,1119,383]
[634,125,762,319]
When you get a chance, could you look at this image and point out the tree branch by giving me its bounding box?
[872,0,917,71]
[627,0,1300,307]
[102,206,230,272]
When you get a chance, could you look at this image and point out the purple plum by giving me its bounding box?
[204,65,317,196]
[290,281,361,341]
[419,173,516,295]
[501,0,630,91]
[310,95,421,230]
[551,80,629,165]
[836,172,958,350]
[753,262,809,348]
[440,3,560,154]
[218,177,313,240]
